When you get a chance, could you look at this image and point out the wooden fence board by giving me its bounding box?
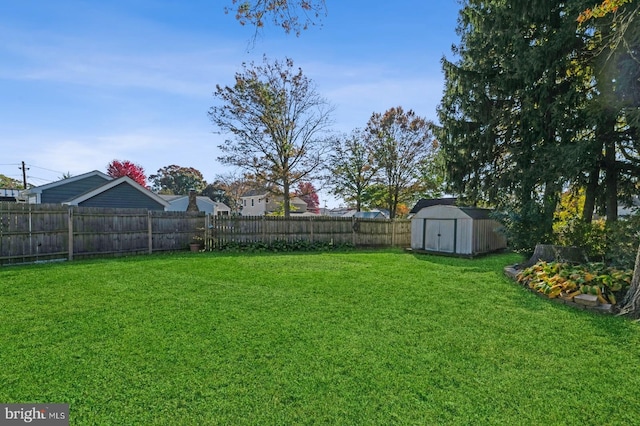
[1,202,409,265]
[208,215,410,248]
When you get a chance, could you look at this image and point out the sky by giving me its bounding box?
[0,0,461,207]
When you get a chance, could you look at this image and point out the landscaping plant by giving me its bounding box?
[517,261,632,304]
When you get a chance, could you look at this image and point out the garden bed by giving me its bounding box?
[504,262,632,315]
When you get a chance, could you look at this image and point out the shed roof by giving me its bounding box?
[458,207,494,220]
[413,204,495,220]
[409,197,457,214]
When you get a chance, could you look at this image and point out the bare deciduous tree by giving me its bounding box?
[209,56,333,217]
[225,0,326,36]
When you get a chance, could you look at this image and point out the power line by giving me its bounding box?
[28,176,56,184]
[27,164,66,175]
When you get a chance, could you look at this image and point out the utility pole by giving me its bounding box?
[20,161,29,189]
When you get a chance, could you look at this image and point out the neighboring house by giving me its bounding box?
[160,194,231,215]
[0,188,22,202]
[322,207,352,217]
[240,190,308,215]
[22,170,169,211]
[320,207,389,218]
[341,209,389,219]
[618,196,640,217]
[23,170,111,204]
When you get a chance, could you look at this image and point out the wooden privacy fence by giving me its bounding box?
[207,215,410,249]
[0,203,410,265]
[0,203,204,265]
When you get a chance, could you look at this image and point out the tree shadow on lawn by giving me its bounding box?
[411,251,523,273]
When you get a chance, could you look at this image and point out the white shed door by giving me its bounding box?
[425,220,456,253]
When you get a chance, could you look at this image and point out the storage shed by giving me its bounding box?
[411,205,506,256]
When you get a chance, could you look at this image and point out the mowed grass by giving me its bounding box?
[1,250,640,425]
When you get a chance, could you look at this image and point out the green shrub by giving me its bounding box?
[603,215,640,269]
[554,214,640,270]
[554,217,607,261]
[492,204,553,256]
[214,239,355,253]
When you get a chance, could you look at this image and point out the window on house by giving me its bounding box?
[251,199,254,206]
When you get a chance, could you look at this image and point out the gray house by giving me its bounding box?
[411,204,506,256]
[0,188,21,202]
[22,170,169,210]
[160,194,231,215]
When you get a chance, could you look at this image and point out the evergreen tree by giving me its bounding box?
[438,0,594,252]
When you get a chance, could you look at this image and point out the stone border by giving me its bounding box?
[504,265,614,314]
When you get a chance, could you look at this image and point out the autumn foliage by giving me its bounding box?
[294,181,320,214]
[577,0,632,23]
[106,160,148,188]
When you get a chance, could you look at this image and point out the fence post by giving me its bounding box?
[391,219,396,247]
[148,211,153,254]
[352,216,356,247]
[205,214,211,251]
[68,207,74,261]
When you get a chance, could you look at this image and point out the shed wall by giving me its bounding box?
[456,218,473,254]
[411,219,424,250]
[472,219,507,253]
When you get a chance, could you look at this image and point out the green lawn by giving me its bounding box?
[1,250,640,425]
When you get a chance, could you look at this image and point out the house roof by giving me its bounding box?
[158,194,231,210]
[242,189,269,197]
[159,194,214,204]
[409,197,457,214]
[23,170,112,194]
[354,211,386,219]
[64,176,170,207]
[342,209,389,219]
[157,194,184,202]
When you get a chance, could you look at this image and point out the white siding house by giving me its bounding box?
[411,205,506,256]
[240,190,307,216]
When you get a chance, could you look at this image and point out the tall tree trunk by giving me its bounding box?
[542,180,559,241]
[598,109,618,223]
[582,165,600,223]
[604,137,618,222]
[618,240,640,318]
[283,180,290,218]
